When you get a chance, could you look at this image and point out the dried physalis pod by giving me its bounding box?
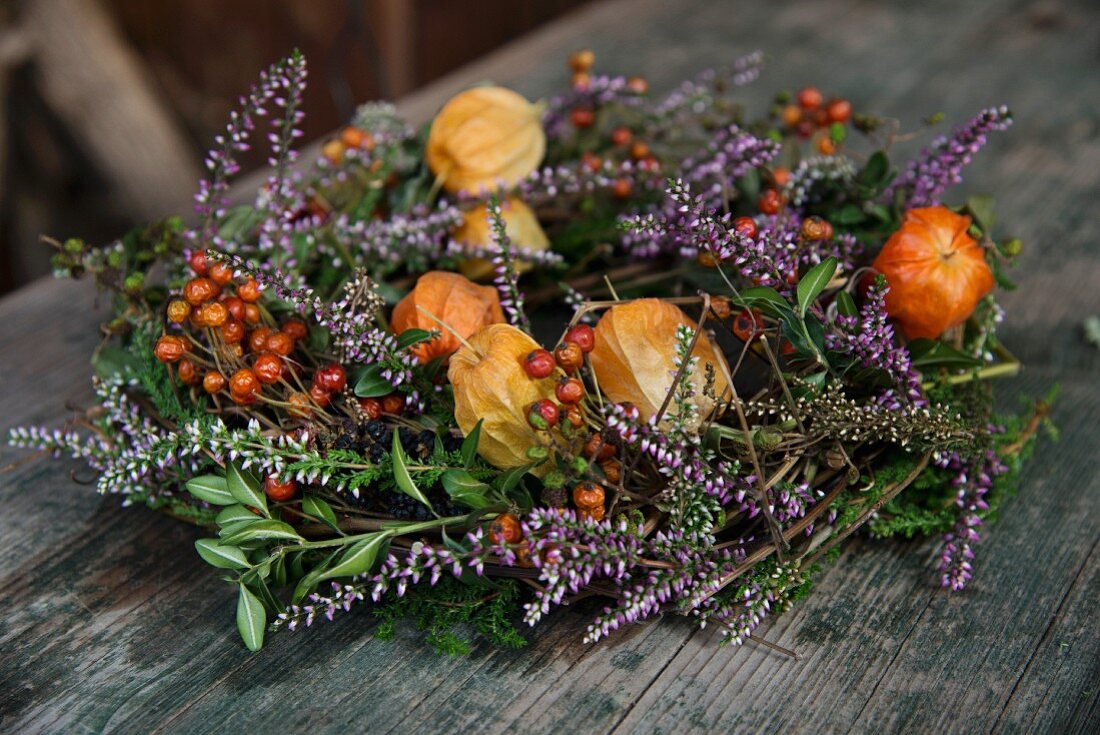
[426,87,545,193]
[589,299,731,425]
[448,324,558,472]
[391,271,505,364]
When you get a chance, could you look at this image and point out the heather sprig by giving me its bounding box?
[885,106,1012,209]
[485,197,531,331]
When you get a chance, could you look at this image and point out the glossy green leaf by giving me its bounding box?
[835,290,858,318]
[908,339,983,370]
[391,431,433,510]
[185,475,235,506]
[215,504,256,527]
[796,258,837,317]
[227,462,267,515]
[460,420,483,468]
[396,328,433,349]
[236,584,266,652]
[494,463,536,494]
[441,470,492,509]
[220,519,303,546]
[966,195,996,232]
[736,286,792,318]
[318,532,390,581]
[194,539,251,570]
[301,494,339,531]
[354,364,393,398]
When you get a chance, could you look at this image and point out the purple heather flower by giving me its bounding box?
[885,106,1012,209]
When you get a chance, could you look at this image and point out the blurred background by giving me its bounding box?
[0,0,592,295]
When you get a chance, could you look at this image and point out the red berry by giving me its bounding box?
[265,331,295,357]
[237,278,261,303]
[555,377,585,405]
[281,319,308,341]
[758,189,783,215]
[570,108,595,128]
[580,152,602,172]
[732,216,758,239]
[611,178,633,199]
[381,394,406,415]
[826,98,852,123]
[489,513,522,545]
[629,140,650,160]
[223,296,245,322]
[221,319,245,344]
[203,371,226,394]
[229,369,260,403]
[733,309,765,343]
[248,327,273,354]
[209,262,233,286]
[264,475,298,502]
[610,127,632,146]
[253,353,283,385]
[358,397,383,419]
[524,349,556,379]
[626,76,648,94]
[797,86,823,110]
[583,433,616,461]
[154,335,186,363]
[554,342,584,372]
[189,251,208,275]
[564,324,596,353]
[183,277,218,306]
[243,303,261,324]
[200,302,228,328]
[308,383,331,407]
[528,399,560,429]
[314,363,347,393]
[177,358,200,386]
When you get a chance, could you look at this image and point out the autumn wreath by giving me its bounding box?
[10,49,1051,654]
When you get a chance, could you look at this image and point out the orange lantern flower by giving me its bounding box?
[589,299,731,425]
[448,324,558,471]
[454,197,550,280]
[426,86,546,194]
[873,206,995,339]
[391,271,505,363]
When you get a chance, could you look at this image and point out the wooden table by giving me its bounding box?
[2,0,1098,731]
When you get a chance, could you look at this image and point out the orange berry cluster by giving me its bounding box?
[154,253,338,411]
[780,86,852,154]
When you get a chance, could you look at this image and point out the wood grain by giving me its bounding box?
[1,0,1097,732]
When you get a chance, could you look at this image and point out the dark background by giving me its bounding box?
[0,0,591,295]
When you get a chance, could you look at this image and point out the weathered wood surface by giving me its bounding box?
[1,0,1098,732]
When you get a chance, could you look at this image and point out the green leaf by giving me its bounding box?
[830,204,866,225]
[227,462,267,515]
[318,532,390,581]
[396,328,433,349]
[215,504,257,527]
[965,195,996,232]
[354,364,393,398]
[195,539,251,570]
[494,463,536,494]
[441,470,493,509]
[301,494,339,531]
[218,519,261,540]
[236,584,266,652]
[859,151,889,186]
[291,550,340,603]
[185,475,235,506]
[908,339,983,370]
[460,420,483,468]
[835,290,858,317]
[391,431,434,511]
[92,345,140,380]
[221,519,303,546]
[796,258,837,317]
[736,286,792,318]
